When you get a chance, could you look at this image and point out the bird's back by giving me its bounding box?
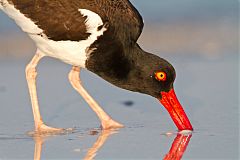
[1,0,143,42]
[0,0,144,67]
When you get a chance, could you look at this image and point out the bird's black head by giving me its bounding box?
[125,48,193,131]
[127,52,176,99]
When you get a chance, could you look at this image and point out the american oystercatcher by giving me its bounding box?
[0,0,193,133]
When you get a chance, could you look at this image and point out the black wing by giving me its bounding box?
[93,0,144,43]
[124,0,144,42]
[9,0,144,42]
[9,0,90,41]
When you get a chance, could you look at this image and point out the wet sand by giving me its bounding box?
[0,0,239,159]
[0,53,238,159]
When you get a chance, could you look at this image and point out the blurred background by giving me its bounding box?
[0,0,238,59]
[0,0,239,159]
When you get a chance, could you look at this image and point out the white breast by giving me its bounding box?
[0,1,107,67]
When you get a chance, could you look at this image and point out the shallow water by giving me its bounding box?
[0,0,238,159]
[0,53,238,159]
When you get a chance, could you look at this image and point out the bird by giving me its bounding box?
[0,0,193,134]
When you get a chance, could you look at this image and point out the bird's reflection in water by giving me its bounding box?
[33,135,44,160]
[83,129,117,160]
[31,129,117,160]
[164,133,192,160]
[31,130,191,160]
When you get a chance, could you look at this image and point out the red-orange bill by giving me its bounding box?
[159,89,193,131]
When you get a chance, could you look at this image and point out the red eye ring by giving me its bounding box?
[155,71,167,81]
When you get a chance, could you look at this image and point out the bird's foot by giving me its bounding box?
[101,119,124,130]
[37,124,65,133]
[28,123,74,136]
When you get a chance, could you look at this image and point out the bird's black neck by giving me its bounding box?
[86,43,162,96]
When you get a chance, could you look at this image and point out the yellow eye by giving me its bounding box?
[155,71,167,81]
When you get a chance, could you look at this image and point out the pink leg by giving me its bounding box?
[26,51,65,134]
[68,66,124,129]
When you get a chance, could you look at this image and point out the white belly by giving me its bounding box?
[29,34,92,67]
[0,1,106,67]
